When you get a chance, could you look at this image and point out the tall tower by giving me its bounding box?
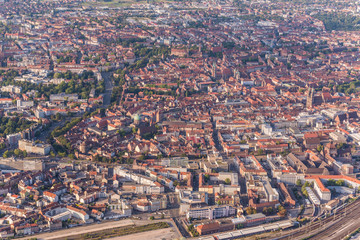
[212,62,216,79]
[222,53,227,64]
[80,141,87,154]
[234,69,240,80]
[155,110,161,123]
[306,88,314,109]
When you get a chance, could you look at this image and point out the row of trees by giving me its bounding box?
[326,179,345,187]
[51,118,82,138]
[56,55,73,64]
[245,205,286,217]
[300,181,313,198]
[50,70,95,80]
[3,149,27,158]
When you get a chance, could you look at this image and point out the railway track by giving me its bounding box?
[306,202,360,240]
[272,199,360,240]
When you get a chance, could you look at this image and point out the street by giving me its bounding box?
[101,71,113,107]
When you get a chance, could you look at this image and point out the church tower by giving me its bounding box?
[212,62,216,79]
[306,88,314,109]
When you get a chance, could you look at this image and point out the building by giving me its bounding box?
[196,222,220,235]
[306,175,360,201]
[1,85,22,93]
[43,191,59,202]
[279,183,296,206]
[0,158,44,171]
[17,100,34,109]
[313,178,331,201]
[49,93,78,102]
[18,139,51,155]
[7,133,22,147]
[305,187,321,205]
[243,213,266,227]
[15,224,39,236]
[186,205,236,220]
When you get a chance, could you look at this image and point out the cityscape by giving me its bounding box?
[0,0,360,239]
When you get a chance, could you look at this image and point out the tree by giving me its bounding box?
[316,144,324,153]
[54,72,63,79]
[224,178,231,185]
[204,174,210,182]
[263,207,273,216]
[99,108,106,117]
[301,183,309,198]
[149,216,155,220]
[132,127,138,134]
[327,179,336,186]
[50,151,56,157]
[246,207,256,215]
[236,224,244,229]
[14,149,21,156]
[257,148,264,155]
[277,205,287,217]
[187,224,199,237]
[139,154,146,161]
[188,224,194,231]
[337,143,345,149]
[2,150,9,158]
[296,179,302,186]
[335,180,345,186]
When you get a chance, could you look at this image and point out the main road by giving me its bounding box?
[101,71,114,106]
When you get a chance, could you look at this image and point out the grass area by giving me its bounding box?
[82,0,137,8]
[300,234,315,240]
[82,0,171,8]
[233,229,283,240]
[344,227,360,240]
[51,222,170,240]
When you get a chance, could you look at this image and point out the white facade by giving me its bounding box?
[306,187,321,205]
[186,205,236,220]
